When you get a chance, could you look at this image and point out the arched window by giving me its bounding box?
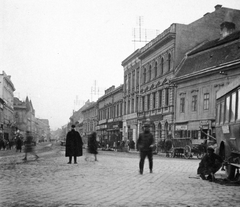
[143,68,146,83]
[154,61,157,77]
[168,53,171,71]
[149,65,151,81]
[158,123,162,140]
[165,122,169,139]
[161,57,164,74]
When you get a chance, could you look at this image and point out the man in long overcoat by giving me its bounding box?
[137,121,155,174]
[65,124,83,164]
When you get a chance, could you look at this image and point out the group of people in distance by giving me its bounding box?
[65,123,224,182]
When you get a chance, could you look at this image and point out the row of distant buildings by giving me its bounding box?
[62,5,240,149]
[0,71,50,142]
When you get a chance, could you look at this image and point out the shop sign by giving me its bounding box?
[126,119,137,126]
[200,120,208,126]
[175,125,188,130]
[99,124,107,129]
[222,125,230,134]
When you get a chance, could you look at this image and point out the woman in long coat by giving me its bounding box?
[65,125,83,164]
[88,132,98,161]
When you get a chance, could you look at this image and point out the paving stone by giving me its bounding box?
[0,146,239,207]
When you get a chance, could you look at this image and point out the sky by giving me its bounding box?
[0,0,240,130]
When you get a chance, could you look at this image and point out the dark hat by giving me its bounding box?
[71,124,76,128]
[207,146,214,152]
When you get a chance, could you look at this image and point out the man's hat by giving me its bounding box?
[207,146,214,152]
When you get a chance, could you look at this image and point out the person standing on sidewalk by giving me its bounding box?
[137,121,155,174]
[22,131,39,161]
[65,124,83,164]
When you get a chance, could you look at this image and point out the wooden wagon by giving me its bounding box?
[168,138,206,159]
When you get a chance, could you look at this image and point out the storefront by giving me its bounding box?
[107,121,123,148]
[174,120,214,139]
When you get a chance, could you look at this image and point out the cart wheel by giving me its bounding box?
[184,145,191,159]
[197,152,205,159]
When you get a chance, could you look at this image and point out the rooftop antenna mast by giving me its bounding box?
[132,16,160,51]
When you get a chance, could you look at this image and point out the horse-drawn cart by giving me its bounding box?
[168,138,206,159]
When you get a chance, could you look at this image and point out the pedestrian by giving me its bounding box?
[23,131,39,161]
[137,121,155,174]
[15,133,23,153]
[197,146,223,181]
[87,132,98,161]
[65,124,83,164]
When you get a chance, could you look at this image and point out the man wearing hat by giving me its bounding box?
[197,146,223,181]
[137,121,155,174]
[65,124,83,164]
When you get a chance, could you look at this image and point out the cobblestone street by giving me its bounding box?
[0,143,239,207]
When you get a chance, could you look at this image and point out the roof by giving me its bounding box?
[175,31,240,78]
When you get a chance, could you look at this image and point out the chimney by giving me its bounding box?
[215,4,222,11]
[220,21,235,39]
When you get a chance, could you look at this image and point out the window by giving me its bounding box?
[128,100,130,114]
[168,53,171,71]
[142,96,145,111]
[165,88,169,106]
[137,69,139,87]
[132,98,134,113]
[220,101,225,123]
[117,104,119,117]
[159,90,162,108]
[147,94,151,110]
[225,96,230,123]
[192,95,197,111]
[216,103,220,124]
[154,61,157,77]
[124,101,126,115]
[143,68,146,83]
[161,57,164,74]
[230,92,236,122]
[136,97,139,112]
[124,76,127,92]
[180,97,185,113]
[203,93,210,110]
[132,71,135,89]
[120,103,122,116]
[237,89,240,120]
[149,65,151,82]
[128,75,131,91]
[153,92,156,109]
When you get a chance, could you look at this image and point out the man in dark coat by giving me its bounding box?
[137,121,155,174]
[197,147,223,181]
[65,124,83,164]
